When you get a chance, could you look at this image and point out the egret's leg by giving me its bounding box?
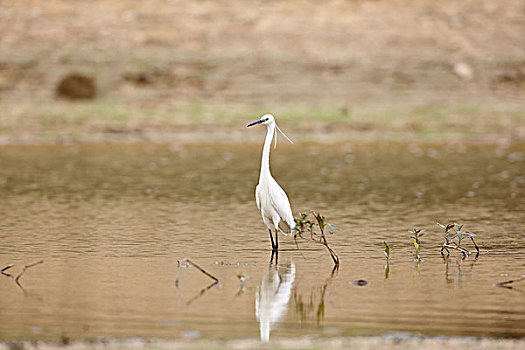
[269,250,276,265]
[274,228,279,251]
[268,229,276,250]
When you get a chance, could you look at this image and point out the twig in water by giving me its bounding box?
[177,258,219,284]
[1,264,15,277]
[493,276,525,289]
[470,236,480,253]
[175,258,220,306]
[1,260,44,296]
[15,260,44,285]
[313,211,339,266]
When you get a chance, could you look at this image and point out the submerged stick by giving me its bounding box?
[442,244,470,257]
[1,264,15,276]
[176,258,219,285]
[184,259,219,282]
[493,276,525,288]
[15,260,44,285]
[175,258,221,306]
[440,246,450,257]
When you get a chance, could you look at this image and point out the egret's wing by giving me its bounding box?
[255,184,261,210]
[269,180,295,233]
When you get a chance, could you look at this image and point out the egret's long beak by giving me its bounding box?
[247,119,264,127]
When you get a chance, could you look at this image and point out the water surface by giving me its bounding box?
[0,142,524,340]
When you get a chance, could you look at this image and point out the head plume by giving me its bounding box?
[274,123,293,149]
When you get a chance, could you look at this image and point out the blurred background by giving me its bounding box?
[0,0,524,144]
[1,2,525,344]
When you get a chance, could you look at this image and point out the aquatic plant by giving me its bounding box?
[293,212,315,240]
[383,241,396,261]
[436,222,479,258]
[409,228,426,261]
[383,241,396,279]
[293,211,340,266]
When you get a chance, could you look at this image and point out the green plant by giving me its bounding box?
[383,241,396,279]
[383,241,396,261]
[409,228,426,261]
[436,222,479,258]
[293,211,340,266]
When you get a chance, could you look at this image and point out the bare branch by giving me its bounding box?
[175,259,221,306]
[312,212,340,266]
[470,237,480,252]
[1,264,15,276]
[494,276,525,288]
[15,260,44,285]
[184,259,219,282]
[176,258,219,287]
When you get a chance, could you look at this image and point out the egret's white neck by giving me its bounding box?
[259,123,275,183]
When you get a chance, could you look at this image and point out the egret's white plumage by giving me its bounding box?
[247,114,295,251]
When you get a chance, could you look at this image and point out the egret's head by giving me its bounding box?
[247,114,275,127]
[246,113,293,147]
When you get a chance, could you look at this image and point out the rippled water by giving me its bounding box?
[0,142,524,340]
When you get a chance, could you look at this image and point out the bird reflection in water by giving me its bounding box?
[255,252,296,342]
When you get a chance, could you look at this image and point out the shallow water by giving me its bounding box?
[0,142,524,340]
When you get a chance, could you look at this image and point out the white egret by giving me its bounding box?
[247,114,295,252]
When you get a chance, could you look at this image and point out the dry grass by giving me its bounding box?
[0,0,524,144]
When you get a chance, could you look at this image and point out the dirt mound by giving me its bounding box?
[56,73,96,99]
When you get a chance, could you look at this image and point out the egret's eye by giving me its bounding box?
[264,118,269,122]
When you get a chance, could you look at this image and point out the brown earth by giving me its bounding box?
[0,0,524,144]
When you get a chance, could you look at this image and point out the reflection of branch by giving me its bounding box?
[185,281,219,306]
[443,255,481,284]
[294,264,338,324]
